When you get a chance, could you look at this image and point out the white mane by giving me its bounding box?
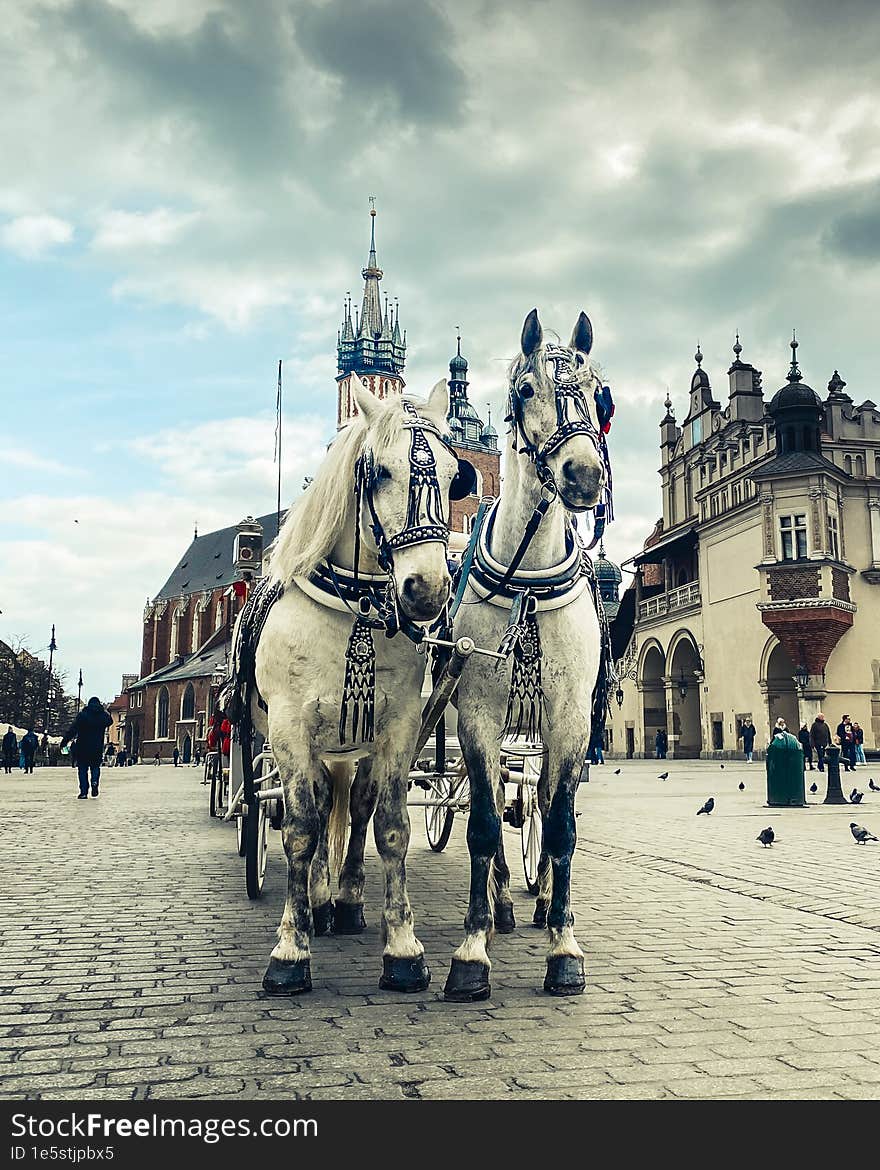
[270,394,413,580]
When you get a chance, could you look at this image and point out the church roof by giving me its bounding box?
[154,512,281,602]
[769,333,821,412]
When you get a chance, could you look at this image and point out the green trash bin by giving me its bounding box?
[766,731,807,807]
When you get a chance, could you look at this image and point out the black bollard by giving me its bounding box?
[823,745,848,805]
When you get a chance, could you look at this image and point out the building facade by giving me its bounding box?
[610,336,880,759]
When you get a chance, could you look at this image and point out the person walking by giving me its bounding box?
[172,746,180,768]
[154,751,162,766]
[2,727,18,774]
[797,722,813,769]
[655,728,668,759]
[116,748,127,768]
[59,697,112,799]
[852,721,866,766]
[810,713,831,771]
[21,728,39,774]
[741,718,756,763]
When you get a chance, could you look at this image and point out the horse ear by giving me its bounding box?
[350,373,377,422]
[521,308,542,357]
[422,377,450,430]
[570,312,593,355]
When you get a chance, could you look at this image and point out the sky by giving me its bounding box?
[2,0,880,700]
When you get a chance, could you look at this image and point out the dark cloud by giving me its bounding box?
[294,0,465,125]
[823,182,880,261]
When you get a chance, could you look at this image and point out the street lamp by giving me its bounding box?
[615,684,625,709]
[794,641,809,691]
[44,624,57,733]
[677,668,690,700]
[77,669,83,711]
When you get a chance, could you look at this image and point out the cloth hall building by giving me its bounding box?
[609,337,880,759]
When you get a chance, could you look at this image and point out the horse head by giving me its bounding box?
[351,375,456,622]
[507,309,607,512]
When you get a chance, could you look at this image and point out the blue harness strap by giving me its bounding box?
[449,499,491,620]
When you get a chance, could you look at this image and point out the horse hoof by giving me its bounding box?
[379,954,430,992]
[443,958,491,1002]
[262,957,312,996]
[332,901,366,934]
[311,900,334,937]
[532,902,547,929]
[544,954,585,996]
[494,902,516,933]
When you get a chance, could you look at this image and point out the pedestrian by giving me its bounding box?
[21,728,39,774]
[772,717,788,740]
[836,715,857,772]
[741,718,756,763]
[852,721,866,766]
[59,697,112,799]
[655,728,668,759]
[39,732,48,762]
[2,726,18,774]
[193,747,202,767]
[797,722,813,769]
[587,727,605,765]
[116,748,126,768]
[154,751,161,766]
[105,742,116,767]
[172,746,180,768]
[810,712,831,771]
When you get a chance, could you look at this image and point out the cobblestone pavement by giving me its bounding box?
[2,757,880,1101]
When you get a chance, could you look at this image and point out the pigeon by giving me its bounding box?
[850,822,878,844]
[658,772,669,780]
[720,764,725,769]
[870,780,879,792]
[757,827,775,847]
[809,781,818,794]
[738,781,745,791]
[850,788,858,799]
[697,797,715,815]
[614,768,621,775]
[851,792,864,805]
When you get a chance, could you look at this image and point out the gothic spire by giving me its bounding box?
[359,199,383,340]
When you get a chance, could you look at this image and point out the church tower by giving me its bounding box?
[336,202,407,427]
[444,331,501,541]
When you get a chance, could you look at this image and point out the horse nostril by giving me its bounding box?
[562,459,577,483]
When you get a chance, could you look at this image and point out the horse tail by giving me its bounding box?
[327,760,353,882]
[487,859,499,930]
[538,856,553,910]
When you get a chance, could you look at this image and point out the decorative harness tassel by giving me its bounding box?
[499,592,544,741]
[339,598,377,744]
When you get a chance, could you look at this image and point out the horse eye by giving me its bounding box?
[374,465,391,483]
[519,381,535,399]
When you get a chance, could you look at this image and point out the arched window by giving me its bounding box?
[844,455,852,475]
[169,612,180,659]
[181,683,195,721]
[803,426,813,451]
[875,456,880,478]
[855,455,864,477]
[157,687,170,739]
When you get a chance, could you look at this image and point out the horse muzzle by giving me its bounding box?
[557,459,605,513]
[399,572,451,622]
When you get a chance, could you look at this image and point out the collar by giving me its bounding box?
[466,500,592,610]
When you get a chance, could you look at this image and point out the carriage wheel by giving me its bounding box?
[521,786,543,895]
[208,755,221,818]
[245,797,269,899]
[425,774,455,852]
[235,803,247,856]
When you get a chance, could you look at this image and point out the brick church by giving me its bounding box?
[125,209,500,760]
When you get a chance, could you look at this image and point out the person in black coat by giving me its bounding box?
[20,728,39,774]
[60,697,112,799]
[2,727,18,774]
[741,718,757,762]
[797,723,813,769]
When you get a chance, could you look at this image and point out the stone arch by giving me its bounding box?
[638,639,666,758]
[667,629,703,757]
[765,640,799,739]
[181,683,195,721]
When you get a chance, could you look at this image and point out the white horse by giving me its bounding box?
[243,375,463,995]
[443,308,609,1000]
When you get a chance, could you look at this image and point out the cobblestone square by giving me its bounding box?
[2,757,880,1101]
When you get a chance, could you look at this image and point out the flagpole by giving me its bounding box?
[276,359,282,535]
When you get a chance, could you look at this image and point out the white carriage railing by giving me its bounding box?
[638,580,701,621]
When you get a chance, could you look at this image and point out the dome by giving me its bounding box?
[594,549,623,586]
[449,352,468,375]
[448,415,464,434]
[769,381,822,412]
[481,421,498,440]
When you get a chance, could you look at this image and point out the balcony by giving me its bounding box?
[638,580,701,621]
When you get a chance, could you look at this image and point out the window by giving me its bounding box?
[169,612,179,659]
[691,417,703,445]
[855,455,864,477]
[844,455,852,475]
[828,513,839,559]
[191,615,201,654]
[875,456,880,478]
[779,514,807,560]
[181,683,195,721]
[157,687,170,739]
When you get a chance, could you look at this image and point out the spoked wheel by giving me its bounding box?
[520,783,543,895]
[425,773,455,853]
[245,796,269,899]
[235,800,247,856]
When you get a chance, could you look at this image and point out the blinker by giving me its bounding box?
[449,458,477,500]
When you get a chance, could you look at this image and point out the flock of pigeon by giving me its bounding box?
[648,766,879,847]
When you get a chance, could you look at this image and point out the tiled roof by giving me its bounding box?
[154,512,281,602]
[128,644,228,690]
[749,451,845,480]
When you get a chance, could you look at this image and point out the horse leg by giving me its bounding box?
[261,736,322,996]
[373,762,430,992]
[491,777,516,934]
[443,734,499,1001]
[334,759,376,934]
[541,753,586,996]
[308,768,335,937]
[532,751,552,929]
